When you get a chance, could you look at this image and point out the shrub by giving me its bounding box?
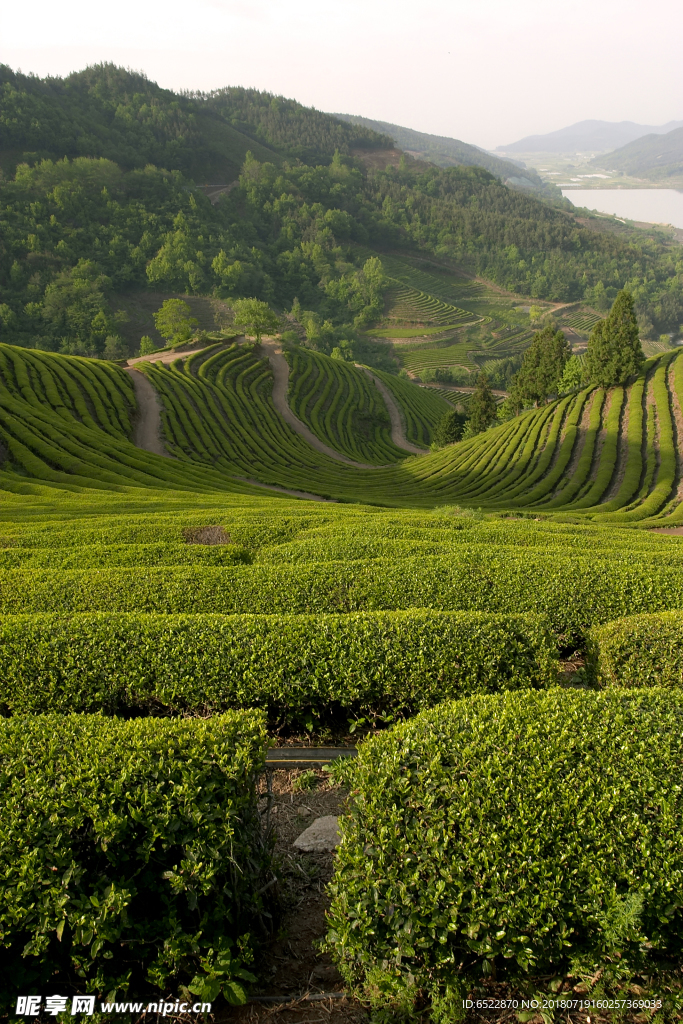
[3,553,683,642]
[588,611,683,687]
[0,712,269,1001]
[327,689,683,1008]
[0,611,556,723]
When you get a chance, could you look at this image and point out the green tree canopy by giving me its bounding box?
[153,299,198,345]
[433,409,467,448]
[510,322,571,406]
[231,298,280,342]
[138,336,158,356]
[103,336,127,360]
[585,290,644,386]
[557,354,587,394]
[466,373,498,436]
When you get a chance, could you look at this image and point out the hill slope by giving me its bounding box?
[591,126,683,179]
[333,112,550,192]
[498,119,683,154]
[0,65,392,182]
[2,340,683,525]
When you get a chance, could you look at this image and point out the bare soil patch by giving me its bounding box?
[182,525,232,545]
[221,769,363,1023]
[127,340,220,367]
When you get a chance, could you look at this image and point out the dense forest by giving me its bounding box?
[0,64,389,180]
[0,64,681,358]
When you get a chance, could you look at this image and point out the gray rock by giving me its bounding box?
[293,815,340,853]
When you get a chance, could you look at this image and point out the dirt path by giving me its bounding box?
[126,369,174,459]
[359,367,427,455]
[420,381,509,397]
[258,341,378,468]
[235,478,339,503]
[127,343,214,367]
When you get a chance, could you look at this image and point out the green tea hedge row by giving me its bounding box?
[2,513,680,557]
[0,611,556,721]
[0,542,252,569]
[588,611,683,687]
[327,689,683,1009]
[3,553,683,641]
[10,536,682,570]
[0,712,269,999]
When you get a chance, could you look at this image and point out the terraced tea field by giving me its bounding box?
[284,348,410,462]
[352,248,545,383]
[2,340,683,520]
[376,284,483,334]
[563,309,604,333]
[4,335,683,1017]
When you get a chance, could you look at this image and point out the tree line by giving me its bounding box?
[431,291,646,448]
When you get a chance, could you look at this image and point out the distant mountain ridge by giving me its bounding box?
[332,113,553,194]
[497,119,683,154]
[591,126,683,179]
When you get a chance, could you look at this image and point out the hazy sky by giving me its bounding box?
[2,0,681,150]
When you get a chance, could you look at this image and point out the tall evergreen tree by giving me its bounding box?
[466,373,498,436]
[586,290,644,386]
[510,321,570,406]
[432,409,467,448]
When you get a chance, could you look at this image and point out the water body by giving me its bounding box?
[561,189,683,229]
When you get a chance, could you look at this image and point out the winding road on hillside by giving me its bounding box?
[126,368,174,459]
[258,339,428,466]
[258,340,376,467]
[357,367,428,455]
[127,337,426,466]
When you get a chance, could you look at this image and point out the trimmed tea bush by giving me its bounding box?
[0,611,556,723]
[3,553,683,641]
[589,611,683,687]
[0,713,269,999]
[327,689,683,1007]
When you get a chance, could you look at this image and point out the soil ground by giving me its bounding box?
[358,367,427,454]
[222,768,367,1024]
[126,369,173,458]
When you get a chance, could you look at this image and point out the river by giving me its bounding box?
[561,189,683,229]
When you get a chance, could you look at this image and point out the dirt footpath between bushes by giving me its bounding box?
[126,369,174,458]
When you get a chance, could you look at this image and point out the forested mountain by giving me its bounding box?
[0,64,681,359]
[0,65,390,182]
[332,113,549,193]
[498,119,683,154]
[591,126,683,179]
[195,89,393,166]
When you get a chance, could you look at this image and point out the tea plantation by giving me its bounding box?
[1,339,683,1016]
